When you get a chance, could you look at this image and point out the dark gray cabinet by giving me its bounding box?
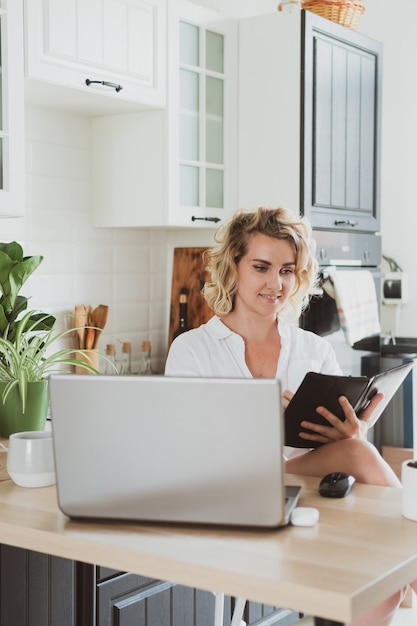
[238,10,382,234]
[96,571,173,626]
[0,546,300,626]
[303,10,383,232]
[0,545,77,626]
[89,565,299,626]
[244,602,300,626]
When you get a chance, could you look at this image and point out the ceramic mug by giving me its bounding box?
[401,459,417,521]
[6,431,56,488]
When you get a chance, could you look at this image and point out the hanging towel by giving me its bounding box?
[322,269,381,346]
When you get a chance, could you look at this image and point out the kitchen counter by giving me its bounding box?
[0,470,417,624]
[0,440,9,481]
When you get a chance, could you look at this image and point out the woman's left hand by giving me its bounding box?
[298,392,383,444]
[282,389,294,410]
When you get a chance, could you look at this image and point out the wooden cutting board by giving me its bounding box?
[168,247,213,349]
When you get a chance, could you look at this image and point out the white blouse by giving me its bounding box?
[165,315,341,392]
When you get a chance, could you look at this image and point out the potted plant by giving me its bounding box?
[0,241,109,437]
[0,310,101,437]
[0,241,55,343]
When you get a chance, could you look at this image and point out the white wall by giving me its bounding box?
[1,106,171,373]
[220,0,277,17]
[360,1,417,336]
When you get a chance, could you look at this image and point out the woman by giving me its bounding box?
[166,207,399,487]
[165,207,406,625]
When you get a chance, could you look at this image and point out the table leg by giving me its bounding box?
[213,592,225,626]
[213,593,247,626]
[231,597,246,626]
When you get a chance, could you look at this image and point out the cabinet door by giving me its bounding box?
[173,3,238,227]
[238,10,382,234]
[97,570,173,626]
[245,600,300,625]
[0,0,25,216]
[95,569,232,626]
[303,11,382,231]
[0,545,77,626]
[92,2,237,228]
[24,0,166,109]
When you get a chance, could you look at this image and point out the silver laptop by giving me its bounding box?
[49,375,300,528]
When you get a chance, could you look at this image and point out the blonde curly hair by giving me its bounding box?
[202,207,319,320]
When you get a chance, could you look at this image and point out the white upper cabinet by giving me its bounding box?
[0,0,25,216]
[24,0,166,113]
[92,0,237,227]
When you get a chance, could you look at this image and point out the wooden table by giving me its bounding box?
[0,472,416,625]
[0,441,9,481]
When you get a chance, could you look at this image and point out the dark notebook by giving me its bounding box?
[285,360,414,448]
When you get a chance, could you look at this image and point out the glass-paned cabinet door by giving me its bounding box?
[0,0,24,216]
[179,20,225,211]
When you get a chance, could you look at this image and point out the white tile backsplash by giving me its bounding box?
[114,273,151,303]
[29,175,76,212]
[72,272,114,305]
[25,107,76,145]
[71,147,91,180]
[29,274,74,309]
[32,241,73,274]
[113,243,151,275]
[29,142,73,178]
[72,241,114,274]
[2,105,170,373]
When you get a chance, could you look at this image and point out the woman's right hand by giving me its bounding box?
[297,392,383,444]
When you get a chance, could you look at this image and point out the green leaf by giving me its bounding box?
[17,367,29,414]
[6,256,44,310]
[28,313,56,332]
[0,305,9,335]
[0,243,49,343]
[0,252,43,320]
[0,242,24,262]
[0,296,29,342]
[0,250,16,298]
[9,296,28,321]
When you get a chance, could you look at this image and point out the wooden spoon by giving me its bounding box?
[85,306,96,351]
[74,304,87,349]
[92,304,109,349]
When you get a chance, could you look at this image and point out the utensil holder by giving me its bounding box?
[74,350,99,374]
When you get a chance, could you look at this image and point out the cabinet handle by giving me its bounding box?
[334,219,358,227]
[85,79,123,93]
[191,216,221,223]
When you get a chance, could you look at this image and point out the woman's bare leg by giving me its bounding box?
[285,438,401,487]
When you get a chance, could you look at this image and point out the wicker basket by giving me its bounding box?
[302,0,365,30]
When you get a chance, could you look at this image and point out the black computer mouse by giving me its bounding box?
[319,472,356,498]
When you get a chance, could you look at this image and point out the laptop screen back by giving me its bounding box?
[49,375,286,528]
